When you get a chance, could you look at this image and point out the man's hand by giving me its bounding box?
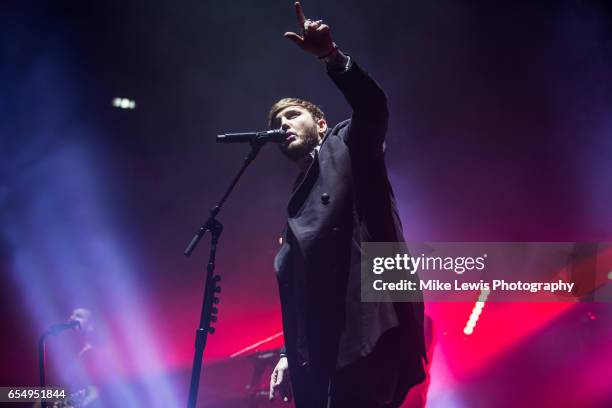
[284,1,336,58]
[269,356,292,403]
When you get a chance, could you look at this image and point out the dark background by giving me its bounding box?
[1,1,611,406]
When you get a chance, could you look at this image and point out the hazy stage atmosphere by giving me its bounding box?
[1,1,611,407]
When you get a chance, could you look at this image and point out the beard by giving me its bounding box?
[279,126,321,162]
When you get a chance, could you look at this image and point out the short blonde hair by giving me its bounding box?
[268,98,325,128]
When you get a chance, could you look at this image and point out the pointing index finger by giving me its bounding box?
[294,1,306,31]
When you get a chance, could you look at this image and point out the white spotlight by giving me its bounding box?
[464,289,488,336]
[112,97,136,110]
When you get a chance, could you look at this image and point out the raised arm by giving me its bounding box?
[284,1,388,153]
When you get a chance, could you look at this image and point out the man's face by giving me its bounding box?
[70,308,92,332]
[273,106,327,162]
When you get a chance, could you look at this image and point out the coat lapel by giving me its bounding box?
[287,148,320,218]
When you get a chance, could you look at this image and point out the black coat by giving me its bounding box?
[274,60,426,387]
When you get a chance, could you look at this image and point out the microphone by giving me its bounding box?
[45,320,81,336]
[216,129,288,144]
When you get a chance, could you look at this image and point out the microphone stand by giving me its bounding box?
[184,138,268,408]
[38,324,74,407]
[38,333,48,408]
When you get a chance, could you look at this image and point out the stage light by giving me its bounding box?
[112,97,136,109]
[6,141,181,406]
[464,289,487,336]
[477,290,490,302]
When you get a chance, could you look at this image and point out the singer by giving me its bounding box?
[34,308,100,408]
[268,2,426,407]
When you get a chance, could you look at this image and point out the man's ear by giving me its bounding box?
[316,118,328,138]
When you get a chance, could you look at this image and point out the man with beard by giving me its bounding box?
[268,2,427,407]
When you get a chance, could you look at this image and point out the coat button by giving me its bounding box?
[321,193,330,205]
[332,226,340,233]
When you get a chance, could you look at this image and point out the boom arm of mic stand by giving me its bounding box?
[184,139,265,256]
